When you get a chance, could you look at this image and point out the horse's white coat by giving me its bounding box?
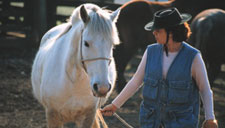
[31,3,120,127]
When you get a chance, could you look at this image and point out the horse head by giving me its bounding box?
[77,4,120,97]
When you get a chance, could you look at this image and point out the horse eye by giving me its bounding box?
[84,41,89,47]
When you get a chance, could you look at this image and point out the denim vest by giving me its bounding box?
[140,42,200,128]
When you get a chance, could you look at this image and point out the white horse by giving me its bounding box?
[31,3,120,128]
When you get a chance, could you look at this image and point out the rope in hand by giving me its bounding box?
[98,98,134,128]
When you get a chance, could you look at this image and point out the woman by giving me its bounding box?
[101,8,218,128]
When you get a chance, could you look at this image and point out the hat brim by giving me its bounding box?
[144,13,192,31]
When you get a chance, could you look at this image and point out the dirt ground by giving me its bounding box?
[0,51,224,128]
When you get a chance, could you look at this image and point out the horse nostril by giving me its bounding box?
[108,83,111,92]
[93,83,98,91]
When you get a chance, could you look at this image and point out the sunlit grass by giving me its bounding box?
[57,6,75,16]
[11,2,24,7]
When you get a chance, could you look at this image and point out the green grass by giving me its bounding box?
[11,2,24,7]
[57,6,75,16]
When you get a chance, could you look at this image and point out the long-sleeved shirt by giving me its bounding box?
[112,48,215,120]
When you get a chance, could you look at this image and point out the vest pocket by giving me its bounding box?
[168,81,191,104]
[169,106,197,128]
[139,103,155,128]
[143,78,158,100]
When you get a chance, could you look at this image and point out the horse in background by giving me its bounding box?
[114,0,225,92]
[189,8,225,86]
[31,3,120,128]
[171,0,225,18]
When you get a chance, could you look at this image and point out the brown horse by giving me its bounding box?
[172,0,225,17]
[114,0,225,92]
[189,8,225,86]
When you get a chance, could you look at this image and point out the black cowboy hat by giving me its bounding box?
[145,7,192,31]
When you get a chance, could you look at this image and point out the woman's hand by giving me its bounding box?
[100,103,118,116]
[202,119,218,128]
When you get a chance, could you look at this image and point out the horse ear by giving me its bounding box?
[110,8,120,22]
[80,5,90,24]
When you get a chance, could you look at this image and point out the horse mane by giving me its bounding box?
[69,3,120,45]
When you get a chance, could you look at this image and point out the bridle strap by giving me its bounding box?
[79,29,112,72]
[82,57,112,64]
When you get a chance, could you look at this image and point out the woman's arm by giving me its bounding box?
[192,53,218,128]
[192,53,215,120]
[112,49,147,108]
[101,49,147,116]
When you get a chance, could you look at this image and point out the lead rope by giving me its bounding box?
[98,98,134,128]
[113,113,134,128]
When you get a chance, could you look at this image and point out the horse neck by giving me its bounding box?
[64,23,87,81]
[150,1,173,13]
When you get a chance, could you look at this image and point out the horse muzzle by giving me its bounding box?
[92,83,111,97]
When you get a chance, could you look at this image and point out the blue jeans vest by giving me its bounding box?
[140,42,200,128]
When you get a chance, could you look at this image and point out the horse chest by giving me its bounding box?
[57,95,97,122]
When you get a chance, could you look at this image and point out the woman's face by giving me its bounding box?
[153,28,168,44]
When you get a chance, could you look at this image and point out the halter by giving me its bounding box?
[79,29,112,72]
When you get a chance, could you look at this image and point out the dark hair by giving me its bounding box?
[165,22,191,42]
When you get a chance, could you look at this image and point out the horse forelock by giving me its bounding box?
[87,11,119,44]
[70,4,120,45]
